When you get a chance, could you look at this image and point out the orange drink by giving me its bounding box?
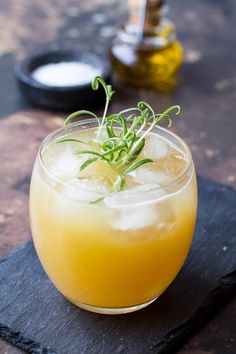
[30,120,197,314]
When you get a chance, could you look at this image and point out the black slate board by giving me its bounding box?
[0,176,236,354]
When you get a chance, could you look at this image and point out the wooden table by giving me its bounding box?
[0,0,235,353]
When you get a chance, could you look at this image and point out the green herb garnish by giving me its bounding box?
[58,77,180,203]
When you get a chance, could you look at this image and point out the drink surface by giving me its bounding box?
[42,127,188,199]
[30,126,197,310]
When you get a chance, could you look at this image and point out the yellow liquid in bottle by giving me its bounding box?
[110,39,183,91]
[110,0,183,92]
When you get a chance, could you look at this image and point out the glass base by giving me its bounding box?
[67,297,158,315]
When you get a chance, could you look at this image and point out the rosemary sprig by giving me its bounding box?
[91,76,115,138]
[59,76,181,203]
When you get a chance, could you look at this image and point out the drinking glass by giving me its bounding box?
[30,120,197,314]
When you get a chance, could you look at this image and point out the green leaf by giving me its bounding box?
[126,113,136,121]
[91,76,101,91]
[79,157,99,171]
[106,126,115,138]
[57,138,85,144]
[107,85,115,101]
[101,139,114,151]
[74,150,104,158]
[90,195,106,204]
[156,105,181,125]
[114,148,126,162]
[91,76,115,100]
[112,174,125,192]
[125,159,154,174]
[93,76,115,138]
[138,101,155,117]
[102,143,126,157]
[127,138,145,162]
[119,175,125,191]
[64,110,98,127]
[167,117,173,128]
[118,115,127,136]
[119,108,141,116]
[106,114,119,122]
[74,150,111,165]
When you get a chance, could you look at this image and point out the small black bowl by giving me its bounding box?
[15,50,111,111]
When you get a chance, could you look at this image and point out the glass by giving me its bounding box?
[30,120,197,314]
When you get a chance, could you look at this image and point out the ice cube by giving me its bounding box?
[47,151,85,179]
[110,204,158,231]
[105,184,169,231]
[105,184,167,207]
[132,167,171,185]
[143,134,169,159]
[108,194,176,233]
[59,177,104,202]
[59,172,113,202]
[105,180,178,232]
[76,175,111,193]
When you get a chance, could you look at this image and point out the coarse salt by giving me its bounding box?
[32,61,101,87]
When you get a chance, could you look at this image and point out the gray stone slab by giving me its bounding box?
[0,176,236,354]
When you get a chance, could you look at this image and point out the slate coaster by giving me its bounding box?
[0,176,236,354]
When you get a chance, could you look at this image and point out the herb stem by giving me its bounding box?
[97,96,110,138]
[60,76,181,203]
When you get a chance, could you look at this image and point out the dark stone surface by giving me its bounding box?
[0,176,235,354]
[0,53,30,117]
[179,296,236,354]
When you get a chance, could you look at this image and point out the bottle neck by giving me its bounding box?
[128,0,164,33]
[119,0,176,48]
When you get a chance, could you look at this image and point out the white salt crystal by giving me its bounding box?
[32,62,101,87]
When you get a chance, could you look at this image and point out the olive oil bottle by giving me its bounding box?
[110,0,183,92]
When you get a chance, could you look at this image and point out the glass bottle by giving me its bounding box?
[110,0,183,92]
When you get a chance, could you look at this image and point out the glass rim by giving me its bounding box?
[38,119,193,202]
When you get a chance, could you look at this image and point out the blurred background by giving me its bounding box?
[0,0,235,353]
